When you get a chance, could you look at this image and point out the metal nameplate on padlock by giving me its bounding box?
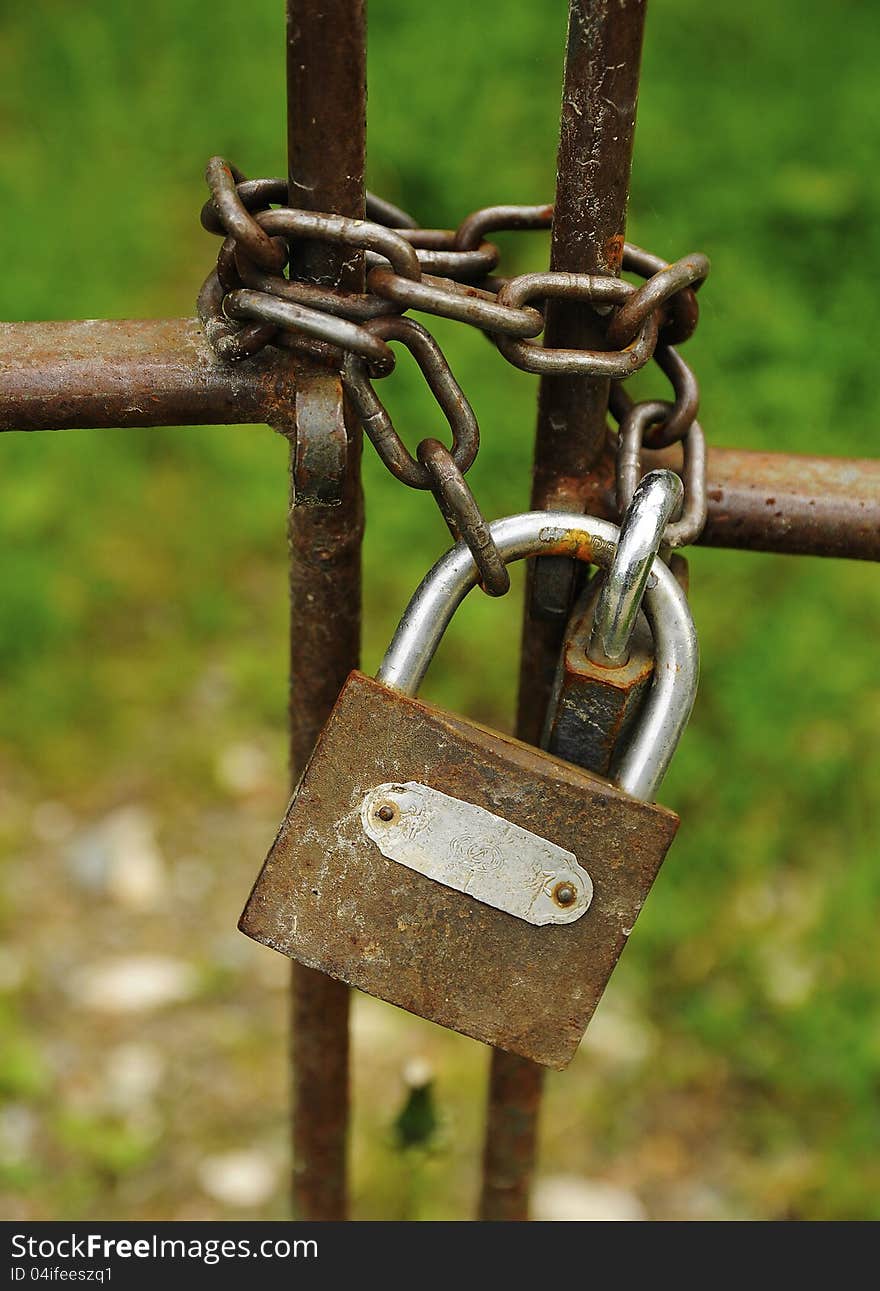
[240,510,698,1070]
[361,781,593,926]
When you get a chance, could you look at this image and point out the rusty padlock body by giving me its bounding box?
[240,512,698,1069]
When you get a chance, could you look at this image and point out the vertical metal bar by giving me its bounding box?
[285,0,366,1222]
[478,1050,546,1222]
[518,0,648,741]
[480,0,648,1223]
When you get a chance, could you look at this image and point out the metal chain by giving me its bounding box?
[608,338,706,547]
[615,401,707,549]
[198,157,711,585]
[341,315,478,489]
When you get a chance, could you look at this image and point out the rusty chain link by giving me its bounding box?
[416,439,511,598]
[493,272,660,376]
[341,315,478,489]
[198,158,710,589]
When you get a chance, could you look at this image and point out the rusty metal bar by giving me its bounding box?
[478,1048,546,1222]
[285,0,366,1223]
[518,0,648,742]
[1,320,875,561]
[0,318,298,431]
[570,439,880,563]
[287,410,362,1225]
[480,0,650,1225]
[657,445,880,561]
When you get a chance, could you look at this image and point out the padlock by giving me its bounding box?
[543,471,682,777]
[240,510,698,1069]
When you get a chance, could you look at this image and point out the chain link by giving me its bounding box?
[341,315,479,489]
[367,267,544,339]
[198,157,711,589]
[493,272,660,376]
[609,343,700,449]
[416,439,511,598]
[615,400,707,549]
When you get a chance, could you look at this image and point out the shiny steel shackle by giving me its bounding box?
[376,511,699,803]
[587,469,683,667]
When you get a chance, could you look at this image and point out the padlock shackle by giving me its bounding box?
[587,469,683,667]
[376,511,699,803]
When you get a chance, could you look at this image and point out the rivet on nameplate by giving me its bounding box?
[361,781,593,926]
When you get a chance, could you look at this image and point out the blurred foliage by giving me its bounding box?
[0,0,879,1221]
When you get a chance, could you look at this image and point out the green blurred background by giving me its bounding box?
[1,0,879,1221]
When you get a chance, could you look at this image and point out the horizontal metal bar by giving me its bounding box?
[0,318,876,561]
[0,318,297,431]
[581,441,879,562]
[651,443,880,562]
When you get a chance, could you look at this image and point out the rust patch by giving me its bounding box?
[544,581,655,777]
[604,232,625,273]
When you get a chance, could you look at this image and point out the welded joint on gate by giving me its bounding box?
[277,368,349,507]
